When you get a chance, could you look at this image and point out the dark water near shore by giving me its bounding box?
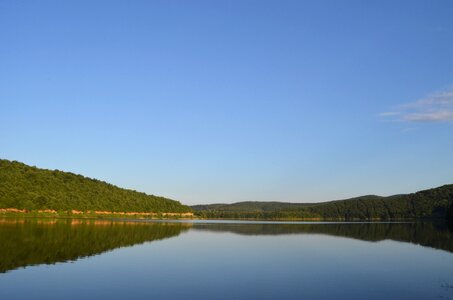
[1,219,453,299]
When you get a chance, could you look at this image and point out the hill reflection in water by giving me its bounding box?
[1,219,452,274]
[191,221,453,253]
[0,218,190,273]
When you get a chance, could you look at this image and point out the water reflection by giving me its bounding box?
[1,218,452,274]
[0,218,190,273]
[192,221,453,253]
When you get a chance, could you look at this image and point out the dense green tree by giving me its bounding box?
[193,185,453,220]
[0,159,192,213]
[447,202,453,221]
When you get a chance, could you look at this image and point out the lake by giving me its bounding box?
[1,218,453,299]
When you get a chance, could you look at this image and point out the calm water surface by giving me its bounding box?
[1,218,453,299]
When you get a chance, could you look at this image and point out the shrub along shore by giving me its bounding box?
[0,208,194,219]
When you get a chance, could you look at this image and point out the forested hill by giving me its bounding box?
[193,185,453,220]
[0,159,191,213]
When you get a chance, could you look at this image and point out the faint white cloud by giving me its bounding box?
[403,111,453,122]
[380,88,453,123]
[378,111,400,117]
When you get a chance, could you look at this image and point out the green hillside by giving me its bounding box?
[0,159,192,213]
[448,201,453,220]
[193,185,453,220]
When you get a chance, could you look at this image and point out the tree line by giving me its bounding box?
[193,185,453,220]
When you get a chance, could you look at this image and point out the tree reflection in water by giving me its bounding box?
[1,218,452,273]
[0,218,190,273]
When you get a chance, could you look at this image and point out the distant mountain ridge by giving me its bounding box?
[192,185,453,220]
[0,159,192,213]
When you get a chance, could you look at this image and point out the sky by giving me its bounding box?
[1,0,453,205]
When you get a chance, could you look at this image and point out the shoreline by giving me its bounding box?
[0,208,194,220]
[0,208,447,223]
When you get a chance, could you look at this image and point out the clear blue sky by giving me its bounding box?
[1,0,452,204]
